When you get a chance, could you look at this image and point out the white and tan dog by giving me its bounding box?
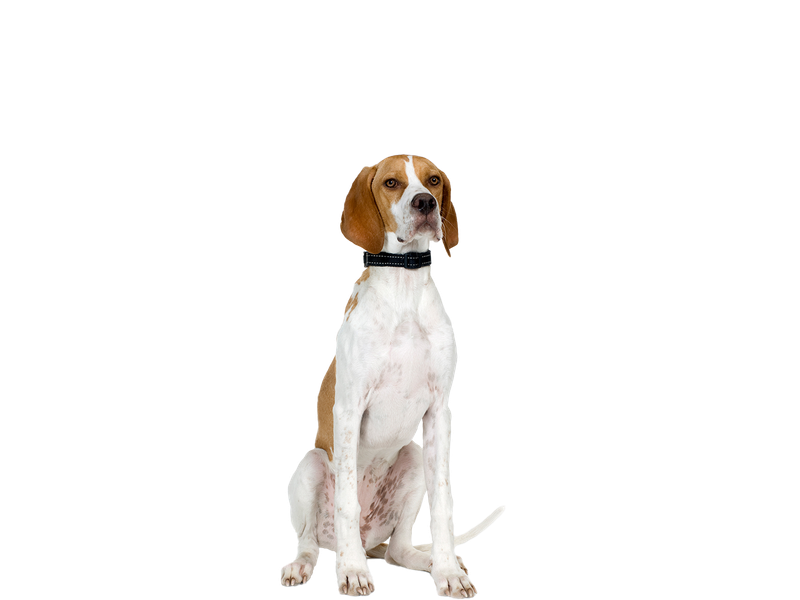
[281,155,501,597]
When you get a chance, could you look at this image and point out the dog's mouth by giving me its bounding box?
[405,220,442,243]
[397,211,442,245]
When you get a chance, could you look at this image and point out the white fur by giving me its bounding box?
[282,157,498,597]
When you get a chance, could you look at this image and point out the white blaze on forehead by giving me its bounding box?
[404,155,424,188]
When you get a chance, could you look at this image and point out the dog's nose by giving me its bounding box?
[411,193,437,215]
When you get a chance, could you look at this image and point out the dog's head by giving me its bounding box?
[341,155,458,255]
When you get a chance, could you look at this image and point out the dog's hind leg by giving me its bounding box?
[280,449,329,586]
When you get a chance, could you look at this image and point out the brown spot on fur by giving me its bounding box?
[314,357,336,461]
[344,268,370,321]
[344,294,358,320]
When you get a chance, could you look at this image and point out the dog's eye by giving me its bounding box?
[385,179,397,188]
[429,176,440,185]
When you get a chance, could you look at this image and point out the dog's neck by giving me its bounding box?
[368,265,432,312]
[367,261,431,283]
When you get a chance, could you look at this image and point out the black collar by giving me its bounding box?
[363,250,432,269]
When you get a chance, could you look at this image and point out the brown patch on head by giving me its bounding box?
[371,155,414,233]
[410,155,444,200]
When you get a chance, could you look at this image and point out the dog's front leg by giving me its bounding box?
[423,401,476,598]
[333,401,374,596]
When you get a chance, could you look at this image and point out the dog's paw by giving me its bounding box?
[281,560,314,586]
[337,563,374,596]
[432,569,476,598]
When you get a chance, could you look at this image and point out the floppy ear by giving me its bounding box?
[341,165,385,254]
[439,170,458,256]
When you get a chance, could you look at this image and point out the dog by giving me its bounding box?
[281,155,501,597]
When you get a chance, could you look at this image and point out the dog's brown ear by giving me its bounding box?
[341,165,385,254]
[440,170,458,256]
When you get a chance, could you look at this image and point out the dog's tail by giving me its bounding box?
[456,504,508,548]
[366,506,505,559]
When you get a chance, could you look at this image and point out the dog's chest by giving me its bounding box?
[361,321,434,440]
[348,276,457,448]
